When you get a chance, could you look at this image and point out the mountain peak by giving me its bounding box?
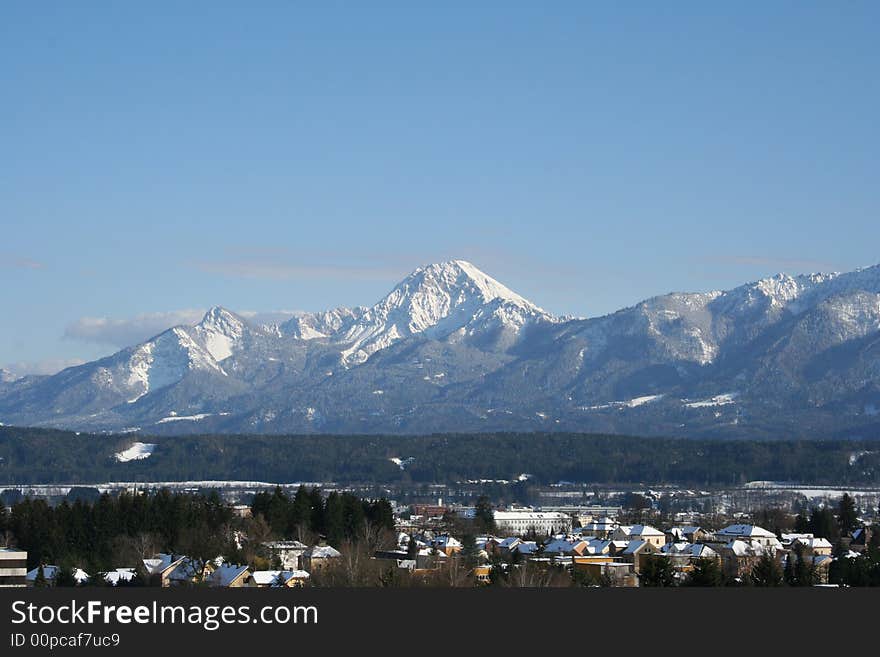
[193,306,247,361]
[402,259,539,312]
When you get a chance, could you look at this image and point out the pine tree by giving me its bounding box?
[474,496,495,534]
[55,564,78,587]
[639,555,675,587]
[751,553,784,587]
[460,534,479,569]
[685,558,723,586]
[838,493,858,537]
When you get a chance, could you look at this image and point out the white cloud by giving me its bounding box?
[63,310,206,347]
[0,254,44,270]
[2,358,86,377]
[62,308,304,348]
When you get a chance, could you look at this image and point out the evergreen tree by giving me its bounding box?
[838,493,859,537]
[639,555,675,587]
[474,496,495,534]
[751,553,784,587]
[54,564,78,587]
[685,558,723,586]
[809,507,839,541]
[785,545,817,586]
[460,534,479,569]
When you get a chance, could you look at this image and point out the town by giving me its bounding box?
[2,484,879,588]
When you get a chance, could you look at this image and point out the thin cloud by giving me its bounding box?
[63,310,206,347]
[2,358,86,377]
[62,308,305,348]
[0,254,44,270]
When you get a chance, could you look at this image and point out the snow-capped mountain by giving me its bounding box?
[2,260,880,439]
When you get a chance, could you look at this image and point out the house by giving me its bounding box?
[428,535,462,556]
[493,509,572,536]
[472,566,492,584]
[792,536,833,557]
[206,563,252,588]
[620,540,660,573]
[250,570,310,588]
[719,540,770,580]
[714,525,781,550]
[0,548,27,588]
[612,525,665,547]
[263,540,309,570]
[142,554,187,587]
[25,565,90,587]
[543,538,588,557]
[102,568,137,586]
[578,517,619,539]
[301,545,341,571]
[511,541,539,557]
[666,526,705,544]
[166,558,209,586]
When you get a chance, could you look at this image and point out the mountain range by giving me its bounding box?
[2,259,880,439]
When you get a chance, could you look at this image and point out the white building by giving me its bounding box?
[0,548,27,588]
[493,509,572,536]
[715,525,781,550]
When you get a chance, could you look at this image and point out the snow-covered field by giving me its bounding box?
[114,442,157,462]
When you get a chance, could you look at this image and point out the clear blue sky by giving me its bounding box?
[2,2,878,374]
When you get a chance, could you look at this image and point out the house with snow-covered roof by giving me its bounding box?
[791,536,833,556]
[302,545,342,571]
[142,553,187,587]
[26,565,90,587]
[612,525,665,547]
[250,570,310,588]
[263,540,309,571]
[619,540,660,573]
[714,524,781,549]
[428,535,462,556]
[206,563,251,588]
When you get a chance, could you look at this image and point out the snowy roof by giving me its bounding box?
[584,540,611,554]
[544,539,580,554]
[795,537,833,549]
[498,537,522,548]
[251,570,310,586]
[629,525,664,537]
[142,553,184,576]
[304,545,341,559]
[263,540,308,550]
[430,535,462,548]
[208,564,250,587]
[494,510,569,520]
[717,524,776,539]
[622,540,648,555]
[512,541,539,554]
[26,565,59,581]
[103,568,136,586]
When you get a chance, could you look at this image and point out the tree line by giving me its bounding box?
[3,425,880,486]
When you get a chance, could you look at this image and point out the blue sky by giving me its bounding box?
[2,2,878,374]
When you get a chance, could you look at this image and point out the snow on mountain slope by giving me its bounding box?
[123,326,227,402]
[0,368,19,384]
[191,307,247,361]
[336,260,556,363]
[4,259,880,437]
[280,307,364,340]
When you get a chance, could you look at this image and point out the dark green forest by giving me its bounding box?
[2,486,394,573]
[1,425,880,486]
